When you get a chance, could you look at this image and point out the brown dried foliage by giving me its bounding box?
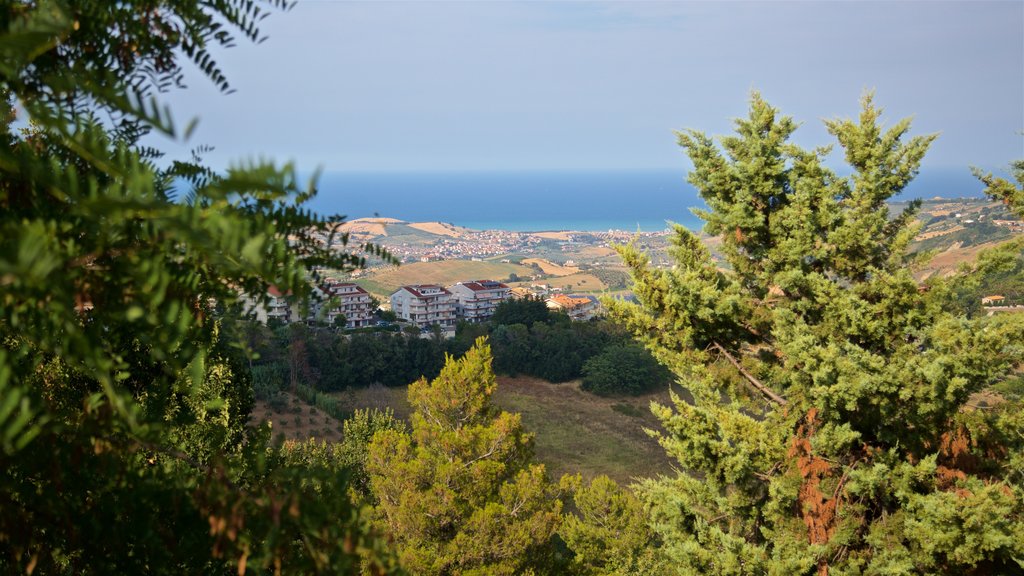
[788,408,845,576]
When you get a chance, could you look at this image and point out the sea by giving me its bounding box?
[304,167,989,232]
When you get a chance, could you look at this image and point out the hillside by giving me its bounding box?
[251,376,675,486]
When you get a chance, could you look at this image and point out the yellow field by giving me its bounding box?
[359,260,534,298]
[406,221,472,238]
[522,257,580,276]
[515,272,607,293]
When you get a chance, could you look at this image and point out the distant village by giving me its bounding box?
[310,223,671,265]
[243,278,602,336]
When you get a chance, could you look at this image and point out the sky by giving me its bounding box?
[157,0,1024,175]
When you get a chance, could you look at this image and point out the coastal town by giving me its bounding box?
[319,217,673,265]
[247,196,1024,336]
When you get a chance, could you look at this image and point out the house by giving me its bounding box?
[390,285,457,329]
[243,285,301,324]
[546,293,600,321]
[509,286,534,300]
[982,295,1006,306]
[315,279,375,328]
[449,280,511,323]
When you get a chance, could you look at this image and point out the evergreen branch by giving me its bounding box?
[711,341,787,406]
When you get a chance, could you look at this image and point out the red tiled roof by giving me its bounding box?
[398,284,451,298]
[268,285,289,298]
[459,280,509,291]
[322,281,368,295]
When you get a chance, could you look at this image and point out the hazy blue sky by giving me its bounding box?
[159,1,1023,174]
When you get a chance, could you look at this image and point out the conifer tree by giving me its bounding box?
[366,338,564,575]
[560,474,670,576]
[608,93,1024,575]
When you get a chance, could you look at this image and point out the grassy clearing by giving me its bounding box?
[326,376,674,486]
[493,376,673,485]
[262,375,676,487]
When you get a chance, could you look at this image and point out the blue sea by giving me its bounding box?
[304,167,988,232]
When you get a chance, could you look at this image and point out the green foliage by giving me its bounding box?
[581,343,671,396]
[491,297,555,327]
[251,362,288,400]
[489,319,623,383]
[0,1,397,573]
[249,323,452,391]
[366,339,564,575]
[560,475,669,576]
[942,236,1024,316]
[339,408,407,499]
[609,93,1024,574]
[589,268,630,290]
[973,158,1024,220]
[275,407,408,505]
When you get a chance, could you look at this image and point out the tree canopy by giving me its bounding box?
[0,1,396,573]
[608,93,1024,575]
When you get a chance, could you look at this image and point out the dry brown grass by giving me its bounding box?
[514,272,607,293]
[917,241,1003,279]
[492,376,674,485]
[406,221,472,237]
[362,260,533,296]
[322,376,674,486]
[531,231,575,241]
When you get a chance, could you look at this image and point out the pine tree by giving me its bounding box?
[560,474,670,575]
[366,338,564,575]
[608,93,1024,575]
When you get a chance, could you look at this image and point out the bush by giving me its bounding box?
[582,344,671,397]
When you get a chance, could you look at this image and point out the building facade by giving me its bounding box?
[390,284,457,329]
[243,286,301,324]
[448,280,511,323]
[317,280,375,328]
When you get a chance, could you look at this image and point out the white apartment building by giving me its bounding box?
[390,285,457,329]
[317,280,375,328]
[449,280,511,323]
[243,286,301,324]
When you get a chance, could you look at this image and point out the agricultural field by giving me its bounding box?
[251,394,345,443]
[512,272,608,293]
[521,257,580,276]
[357,260,534,299]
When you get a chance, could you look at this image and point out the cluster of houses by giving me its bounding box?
[245,278,603,331]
